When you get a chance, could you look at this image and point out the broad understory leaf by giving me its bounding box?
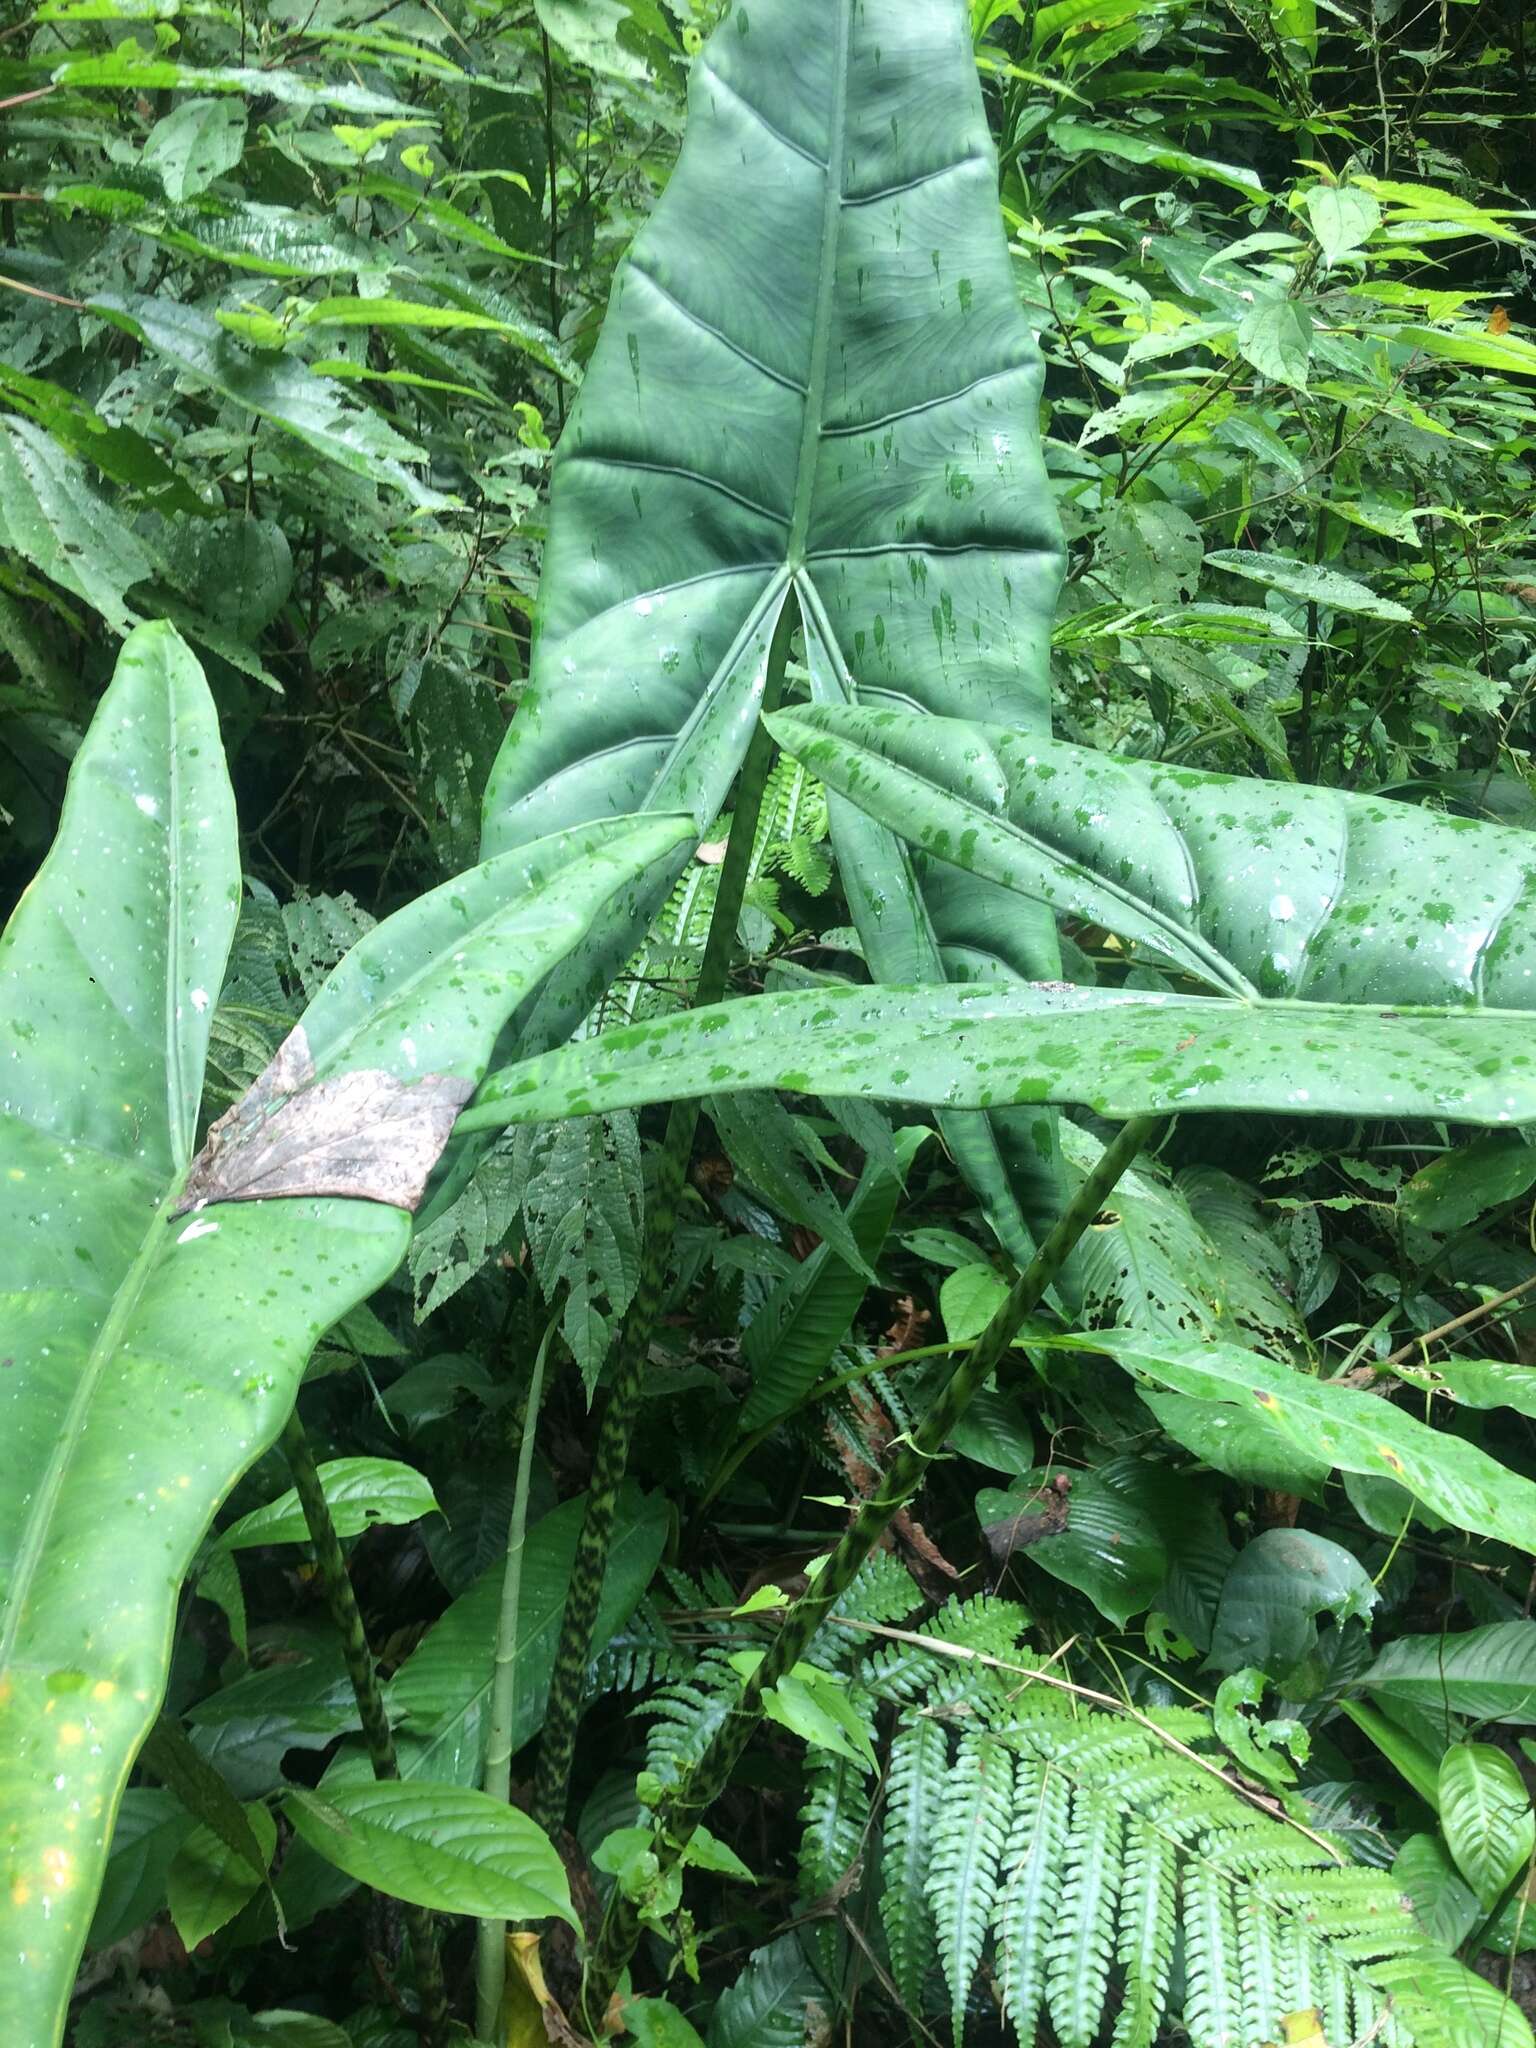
[284,1781,576,1926]
[1059,1332,1536,1552]
[215,1458,438,1550]
[0,623,691,2043]
[463,979,1536,1133]
[479,0,1068,1260]
[766,705,1536,1008]
[266,1485,668,1934]
[1359,1621,1536,1725]
[1437,1743,1534,1909]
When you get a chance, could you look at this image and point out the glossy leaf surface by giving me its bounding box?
[217,1458,438,1550]
[284,1781,576,1926]
[0,623,691,2043]
[1064,1333,1536,1552]
[1438,1744,1534,1909]
[768,705,1536,1007]
[1360,1622,1536,1724]
[480,0,1067,1252]
[463,980,1536,1132]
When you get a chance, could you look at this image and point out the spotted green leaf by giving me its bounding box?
[0,623,691,2044]
[463,980,1536,1135]
[766,705,1533,1005]
[479,0,1068,1260]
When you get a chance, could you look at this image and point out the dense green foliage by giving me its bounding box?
[3,1,1536,2047]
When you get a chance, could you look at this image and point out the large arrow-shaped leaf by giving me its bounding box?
[0,623,690,2043]
[480,0,1066,1256]
[768,705,1536,1008]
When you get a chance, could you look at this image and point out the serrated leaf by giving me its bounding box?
[1304,183,1381,267]
[90,294,440,505]
[0,418,154,631]
[1237,293,1314,387]
[1205,547,1411,620]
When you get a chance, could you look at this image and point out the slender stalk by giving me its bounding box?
[529,598,798,1842]
[279,1414,449,2047]
[474,1322,556,2040]
[578,1113,1158,2028]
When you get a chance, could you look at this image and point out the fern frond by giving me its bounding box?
[1046,1793,1120,2048]
[644,1646,739,1785]
[879,1712,946,2012]
[860,1595,1030,1703]
[791,1604,1532,2048]
[928,1726,1013,2038]
[1111,1816,1175,2048]
[798,1748,871,1980]
[995,1758,1069,2044]
[1182,1859,1244,2048]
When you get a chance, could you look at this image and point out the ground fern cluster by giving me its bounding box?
[637,1581,1511,2048]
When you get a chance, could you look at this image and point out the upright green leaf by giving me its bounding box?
[0,624,691,2043]
[0,419,155,631]
[1437,1745,1534,1909]
[142,97,248,200]
[480,0,1067,1257]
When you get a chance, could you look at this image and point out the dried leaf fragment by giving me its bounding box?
[176,1025,473,1213]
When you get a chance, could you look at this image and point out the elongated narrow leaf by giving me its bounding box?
[0,622,691,2044]
[767,706,1536,1008]
[480,0,1067,1257]
[740,1129,927,1432]
[284,1782,576,1926]
[1059,1333,1536,1554]
[462,981,1536,1133]
[1360,1622,1536,1725]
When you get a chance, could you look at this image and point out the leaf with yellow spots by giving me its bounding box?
[1048,1333,1536,1552]
[0,625,693,2045]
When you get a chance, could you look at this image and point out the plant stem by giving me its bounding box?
[529,597,798,1842]
[577,1112,1157,2029]
[474,1322,556,2040]
[279,1414,449,2047]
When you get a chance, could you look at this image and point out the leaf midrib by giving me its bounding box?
[0,1186,181,1674]
[786,0,852,570]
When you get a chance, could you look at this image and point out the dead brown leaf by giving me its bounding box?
[176,1026,472,1214]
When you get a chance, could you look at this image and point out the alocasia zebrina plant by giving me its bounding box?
[0,621,690,2043]
[479,0,1068,1258]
